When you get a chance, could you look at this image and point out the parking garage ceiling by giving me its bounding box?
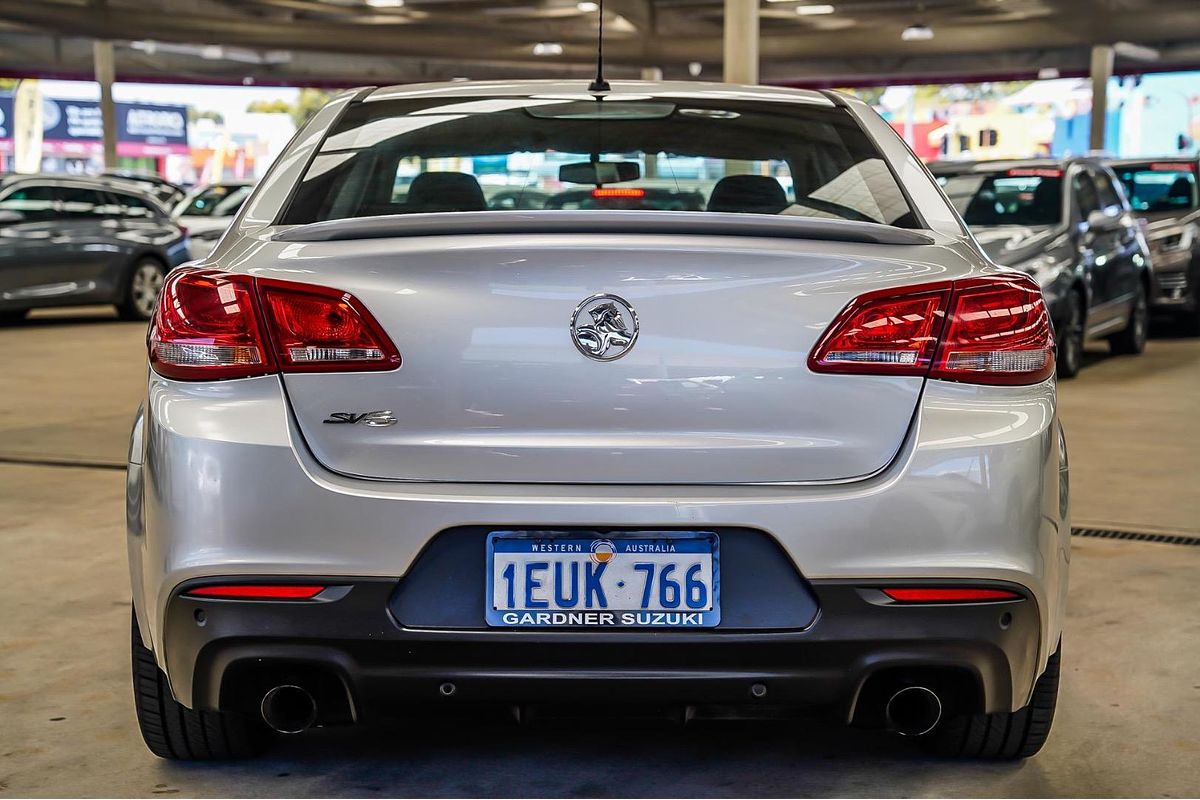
[1,0,1199,86]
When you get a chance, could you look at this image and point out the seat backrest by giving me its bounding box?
[405,172,486,213]
[1167,176,1193,200]
[706,175,788,215]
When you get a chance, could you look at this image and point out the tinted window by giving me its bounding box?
[1113,164,1198,213]
[0,184,59,221]
[112,192,160,219]
[179,185,252,218]
[1073,172,1100,218]
[1091,169,1123,214]
[282,96,918,228]
[939,171,1063,226]
[58,187,108,218]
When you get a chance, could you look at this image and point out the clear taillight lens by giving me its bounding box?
[810,273,1054,386]
[149,269,274,380]
[148,269,400,381]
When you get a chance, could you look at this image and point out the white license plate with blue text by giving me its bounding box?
[486,531,721,628]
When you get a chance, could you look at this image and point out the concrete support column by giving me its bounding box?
[1089,44,1114,152]
[723,0,758,85]
[640,68,662,177]
[93,40,118,169]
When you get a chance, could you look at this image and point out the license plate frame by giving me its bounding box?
[485,530,721,628]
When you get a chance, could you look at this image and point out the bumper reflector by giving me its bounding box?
[882,588,1020,603]
[185,584,327,600]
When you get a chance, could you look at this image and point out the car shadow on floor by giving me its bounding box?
[159,713,1029,798]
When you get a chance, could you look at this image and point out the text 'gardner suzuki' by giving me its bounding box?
[127,80,1068,761]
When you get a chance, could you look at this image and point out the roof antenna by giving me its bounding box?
[587,0,611,93]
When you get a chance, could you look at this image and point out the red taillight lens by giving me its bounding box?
[150,269,274,381]
[149,269,400,381]
[185,584,327,600]
[809,274,1054,385]
[808,284,951,375]
[258,279,401,373]
[930,275,1054,385]
[882,588,1021,603]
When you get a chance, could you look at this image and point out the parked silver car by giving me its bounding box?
[126,81,1069,761]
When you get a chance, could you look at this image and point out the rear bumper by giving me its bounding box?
[128,374,1070,717]
[165,578,1040,721]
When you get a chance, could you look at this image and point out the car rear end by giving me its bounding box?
[1108,158,1200,325]
[126,82,1069,759]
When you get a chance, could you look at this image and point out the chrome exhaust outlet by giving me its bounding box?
[885,686,942,737]
[260,685,317,734]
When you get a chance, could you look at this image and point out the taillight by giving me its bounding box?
[149,269,400,381]
[150,270,274,381]
[929,275,1054,385]
[809,273,1054,385]
[808,284,951,375]
[257,279,401,373]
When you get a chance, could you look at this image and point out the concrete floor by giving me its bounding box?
[2,308,1199,797]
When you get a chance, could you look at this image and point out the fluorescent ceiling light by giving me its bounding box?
[533,42,564,56]
[577,1,599,10]
[366,0,405,7]
[796,4,835,14]
[901,24,934,41]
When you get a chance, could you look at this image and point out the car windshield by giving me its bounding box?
[1112,163,1198,213]
[179,185,252,217]
[281,95,919,228]
[937,169,1063,226]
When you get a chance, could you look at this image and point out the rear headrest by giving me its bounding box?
[707,175,789,215]
[1167,176,1193,199]
[406,172,486,213]
[1030,179,1060,214]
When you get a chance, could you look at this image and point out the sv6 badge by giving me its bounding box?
[322,411,398,427]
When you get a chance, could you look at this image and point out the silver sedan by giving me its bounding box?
[126,80,1069,761]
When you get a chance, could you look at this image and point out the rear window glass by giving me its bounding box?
[938,172,1063,226]
[281,96,919,228]
[1112,164,1198,213]
[180,185,253,218]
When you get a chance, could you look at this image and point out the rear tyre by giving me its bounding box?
[1055,292,1084,379]
[118,258,167,321]
[1108,283,1148,355]
[131,610,273,760]
[922,645,1060,760]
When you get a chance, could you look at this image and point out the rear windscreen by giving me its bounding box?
[280,96,919,228]
[938,172,1063,226]
[1112,164,1198,213]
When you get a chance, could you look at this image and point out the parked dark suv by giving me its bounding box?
[1105,157,1199,332]
[930,158,1153,377]
[0,174,191,323]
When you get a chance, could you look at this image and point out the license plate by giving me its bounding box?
[486,531,720,628]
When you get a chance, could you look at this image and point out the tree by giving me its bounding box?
[245,98,292,115]
[836,86,887,107]
[245,88,333,128]
[188,107,225,125]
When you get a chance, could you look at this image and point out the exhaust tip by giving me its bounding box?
[885,685,942,737]
[260,684,317,734]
